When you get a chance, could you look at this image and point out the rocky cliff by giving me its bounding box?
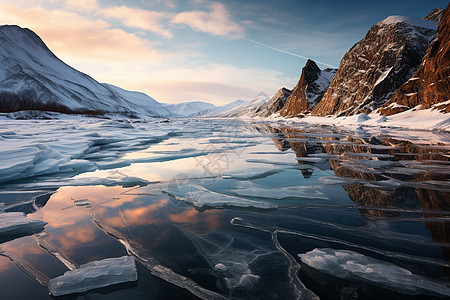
[311,16,437,116]
[423,8,444,22]
[280,60,335,117]
[380,4,450,115]
[252,87,291,117]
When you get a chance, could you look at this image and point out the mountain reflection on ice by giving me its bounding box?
[0,118,449,299]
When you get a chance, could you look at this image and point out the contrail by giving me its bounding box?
[247,39,338,69]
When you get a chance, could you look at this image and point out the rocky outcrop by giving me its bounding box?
[280,60,335,117]
[311,16,437,116]
[423,8,444,22]
[252,87,291,117]
[380,4,450,115]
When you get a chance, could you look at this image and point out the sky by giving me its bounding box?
[0,0,446,105]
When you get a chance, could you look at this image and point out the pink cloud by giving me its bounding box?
[101,5,173,38]
[0,4,164,63]
[171,2,245,38]
[65,0,98,12]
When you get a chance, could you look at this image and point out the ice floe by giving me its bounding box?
[299,248,450,297]
[0,212,46,241]
[221,168,284,180]
[163,184,277,209]
[232,181,328,200]
[49,256,137,296]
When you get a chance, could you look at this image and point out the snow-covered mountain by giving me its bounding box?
[163,101,216,116]
[0,25,172,117]
[210,92,270,117]
[192,99,246,117]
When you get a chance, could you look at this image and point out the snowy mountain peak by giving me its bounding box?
[0,25,45,47]
[379,15,438,30]
[163,101,216,116]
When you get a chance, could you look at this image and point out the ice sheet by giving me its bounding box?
[299,248,450,296]
[49,256,137,296]
[0,212,47,241]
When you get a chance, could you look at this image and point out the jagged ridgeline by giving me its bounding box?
[380,7,450,115]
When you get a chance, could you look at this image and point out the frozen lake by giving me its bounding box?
[0,117,449,299]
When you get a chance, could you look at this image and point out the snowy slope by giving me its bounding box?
[213,92,270,117]
[380,15,438,29]
[192,99,245,117]
[0,25,172,117]
[163,101,216,116]
[103,84,172,117]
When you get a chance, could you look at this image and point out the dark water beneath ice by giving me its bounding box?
[0,118,449,299]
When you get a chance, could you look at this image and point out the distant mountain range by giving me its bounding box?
[0,5,448,120]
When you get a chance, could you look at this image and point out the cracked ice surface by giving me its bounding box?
[0,118,449,299]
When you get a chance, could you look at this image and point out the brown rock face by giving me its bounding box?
[252,87,291,117]
[423,8,444,22]
[312,17,436,116]
[381,4,450,115]
[280,60,335,117]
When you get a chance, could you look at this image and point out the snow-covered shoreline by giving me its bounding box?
[237,106,450,133]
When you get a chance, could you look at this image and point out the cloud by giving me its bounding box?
[65,0,98,12]
[101,5,173,38]
[0,4,165,63]
[171,2,245,38]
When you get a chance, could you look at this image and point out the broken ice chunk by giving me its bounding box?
[214,263,227,272]
[0,212,46,242]
[74,199,91,206]
[164,184,277,209]
[299,248,450,297]
[221,168,284,180]
[233,181,328,200]
[49,256,137,296]
[237,273,260,288]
